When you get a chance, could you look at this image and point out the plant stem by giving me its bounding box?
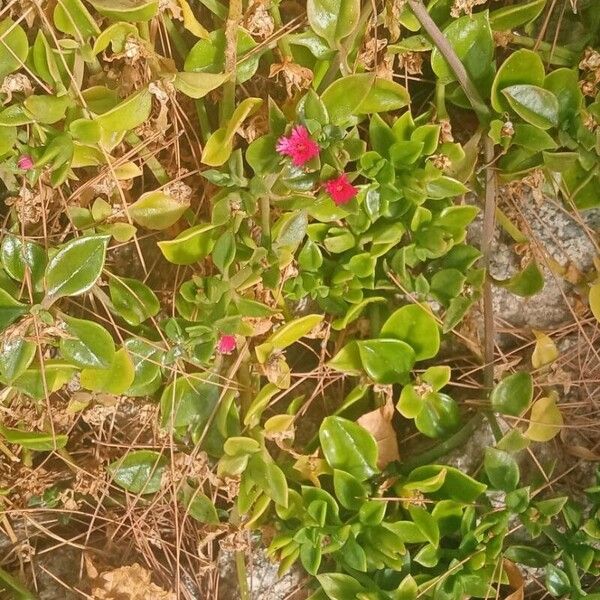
[407,0,490,122]
[260,195,271,247]
[235,550,251,600]
[270,1,293,61]
[396,413,486,473]
[222,0,243,124]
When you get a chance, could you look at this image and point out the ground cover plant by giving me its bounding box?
[0,0,599,597]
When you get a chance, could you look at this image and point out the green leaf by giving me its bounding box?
[54,0,100,38]
[409,506,440,548]
[431,12,494,91]
[247,453,288,507]
[180,485,219,523]
[85,0,158,21]
[317,573,366,600]
[212,230,236,274]
[490,371,533,416]
[357,78,410,114]
[0,338,37,382]
[307,0,360,46]
[380,304,440,360]
[202,97,262,166]
[0,288,28,332]
[489,0,547,31]
[0,566,36,600]
[23,95,71,125]
[129,190,190,230]
[0,424,68,451]
[398,385,425,418]
[173,71,229,99]
[502,85,559,130]
[357,339,416,384]
[524,395,563,442]
[160,375,219,433]
[396,575,418,600]
[184,29,260,85]
[96,87,152,132]
[123,337,163,396]
[544,68,583,125]
[414,392,460,438]
[505,545,554,567]
[109,275,159,326]
[545,564,571,597]
[327,341,363,375]
[44,235,109,304]
[108,450,167,494]
[321,73,374,126]
[11,361,76,400]
[59,314,116,368]
[407,465,486,503]
[80,347,135,394]
[484,447,520,491]
[491,49,546,113]
[157,223,218,265]
[1,235,47,292]
[255,314,323,363]
[495,261,544,297]
[333,469,366,509]
[319,416,378,481]
[0,19,29,79]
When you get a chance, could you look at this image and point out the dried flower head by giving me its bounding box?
[276,125,320,167]
[324,173,358,205]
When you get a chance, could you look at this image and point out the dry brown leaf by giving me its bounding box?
[357,397,400,469]
[503,559,524,600]
[91,563,176,600]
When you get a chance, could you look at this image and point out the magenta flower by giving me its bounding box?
[276,125,319,167]
[17,154,34,170]
[324,173,358,205]
[217,335,237,355]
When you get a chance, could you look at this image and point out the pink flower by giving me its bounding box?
[324,173,358,205]
[17,154,34,170]
[217,335,236,354]
[276,125,319,166]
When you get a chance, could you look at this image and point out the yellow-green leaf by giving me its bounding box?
[201,97,262,166]
[531,330,558,369]
[590,283,600,323]
[525,394,563,442]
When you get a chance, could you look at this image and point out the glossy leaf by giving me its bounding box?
[495,261,544,297]
[490,372,533,416]
[319,416,378,481]
[123,337,163,396]
[255,314,323,363]
[381,304,440,360]
[108,450,167,495]
[357,339,415,385]
[489,0,547,31]
[44,235,109,303]
[80,348,135,394]
[307,0,360,46]
[502,85,559,130]
[491,49,545,113]
[180,485,219,523]
[321,74,374,126]
[173,71,228,99]
[414,393,460,439]
[0,338,37,382]
[96,88,152,133]
[158,223,218,265]
[484,448,520,491]
[1,235,47,292]
[109,275,160,326]
[59,314,115,368]
[129,190,190,230]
